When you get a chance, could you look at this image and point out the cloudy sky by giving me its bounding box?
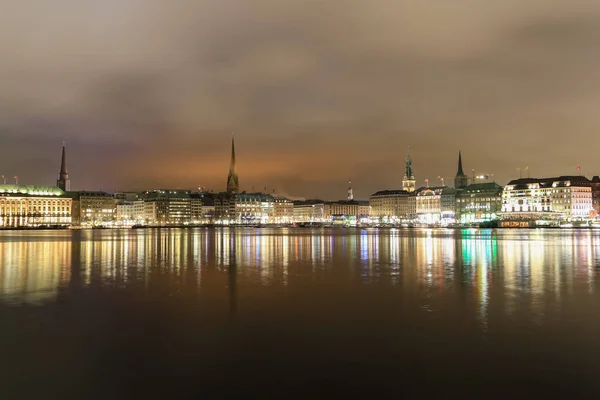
[1,0,599,199]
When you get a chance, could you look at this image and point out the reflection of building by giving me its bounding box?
[456,182,503,224]
[500,176,593,223]
[369,190,413,220]
[71,191,115,226]
[0,185,72,227]
[402,148,416,193]
[293,200,326,222]
[141,190,191,224]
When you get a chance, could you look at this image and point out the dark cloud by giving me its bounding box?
[1,1,599,198]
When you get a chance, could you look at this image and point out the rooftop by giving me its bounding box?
[0,184,65,197]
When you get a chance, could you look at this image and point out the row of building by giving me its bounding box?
[1,139,599,228]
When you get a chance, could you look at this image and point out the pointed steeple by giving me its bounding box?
[454,150,468,189]
[457,151,465,176]
[226,134,239,193]
[57,142,70,191]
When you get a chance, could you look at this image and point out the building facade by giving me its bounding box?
[71,191,115,227]
[0,185,72,227]
[500,176,593,223]
[293,200,326,223]
[116,201,157,225]
[456,182,503,224]
[190,192,216,224]
[141,190,191,224]
[369,190,414,221]
[415,187,445,224]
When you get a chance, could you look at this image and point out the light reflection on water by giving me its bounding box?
[0,228,598,321]
[2,228,600,396]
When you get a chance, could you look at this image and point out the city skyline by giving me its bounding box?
[0,138,595,201]
[1,1,600,198]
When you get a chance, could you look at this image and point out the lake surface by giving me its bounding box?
[1,228,600,398]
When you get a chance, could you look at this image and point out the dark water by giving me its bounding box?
[1,228,600,398]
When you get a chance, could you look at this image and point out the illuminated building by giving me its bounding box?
[293,200,326,222]
[500,176,593,225]
[369,190,413,221]
[440,187,458,224]
[273,196,294,223]
[415,186,445,224]
[190,192,216,223]
[141,190,191,224]
[454,151,469,189]
[0,184,72,227]
[71,191,116,226]
[591,176,600,219]
[324,200,370,221]
[214,192,293,224]
[116,201,157,225]
[347,179,354,201]
[226,136,239,193]
[402,147,416,193]
[56,143,70,192]
[456,182,503,224]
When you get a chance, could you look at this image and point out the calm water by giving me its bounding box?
[1,228,600,398]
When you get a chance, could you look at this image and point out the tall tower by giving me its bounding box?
[57,142,70,191]
[347,179,354,201]
[226,135,239,193]
[454,151,468,189]
[402,147,416,192]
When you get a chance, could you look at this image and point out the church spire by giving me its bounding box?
[402,146,416,192]
[226,134,239,193]
[454,150,468,189]
[57,142,70,191]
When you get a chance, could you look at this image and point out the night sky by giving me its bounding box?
[1,1,599,200]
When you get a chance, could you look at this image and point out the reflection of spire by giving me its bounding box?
[226,134,239,193]
[228,236,237,318]
[57,142,70,191]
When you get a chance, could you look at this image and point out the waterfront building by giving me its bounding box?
[415,186,445,224]
[454,151,469,189]
[500,176,593,225]
[402,148,416,193]
[190,192,216,224]
[369,190,413,221]
[214,192,293,224]
[293,200,326,223]
[440,187,458,224]
[226,136,239,193]
[71,191,116,227]
[56,143,70,192]
[456,182,503,224]
[324,200,370,223]
[273,196,294,224]
[116,201,157,225]
[141,190,191,224]
[0,185,72,227]
[592,176,600,219]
